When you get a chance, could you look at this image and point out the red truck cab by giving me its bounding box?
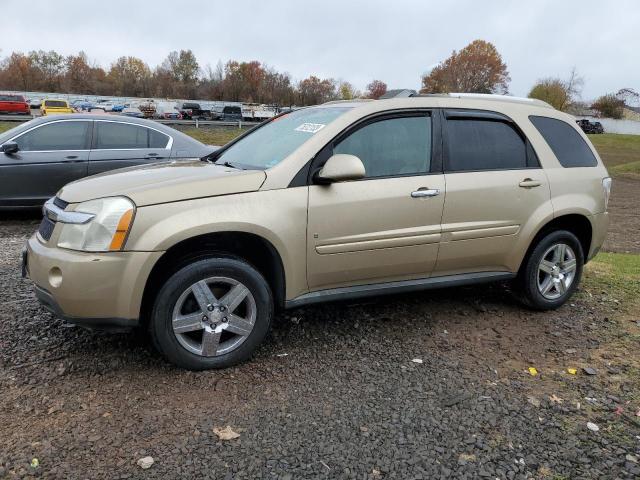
[0,94,31,115]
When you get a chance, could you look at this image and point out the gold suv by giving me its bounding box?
[24,94,611,370]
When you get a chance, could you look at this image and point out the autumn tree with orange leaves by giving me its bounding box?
[366,80,387,99]
[420,40,510,94]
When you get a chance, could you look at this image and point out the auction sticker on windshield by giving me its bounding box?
[295,123,325,133]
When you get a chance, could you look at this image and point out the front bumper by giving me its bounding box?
[25,234,162,329]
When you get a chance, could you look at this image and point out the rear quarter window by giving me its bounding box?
[529,116,598,167]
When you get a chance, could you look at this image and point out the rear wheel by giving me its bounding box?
[516,230,584,310]
[149,257,273,370]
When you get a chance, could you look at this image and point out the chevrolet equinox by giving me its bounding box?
[23,94,611,370]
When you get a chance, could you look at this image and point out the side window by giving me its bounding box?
[95,122,150,149]
[14,121,90,151]
[149,128,170,148]
[529,116,598,167]
[333,115,432,178]
[445,119,527,172]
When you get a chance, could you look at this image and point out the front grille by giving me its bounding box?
[38,216,55,241]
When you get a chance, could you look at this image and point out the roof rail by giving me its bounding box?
[414,92,553,108]
[322,99,373,105]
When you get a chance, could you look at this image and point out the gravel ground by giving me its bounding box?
[1,181,639,478]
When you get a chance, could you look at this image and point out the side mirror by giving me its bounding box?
[315,154,366,184]
[1,142,19,154]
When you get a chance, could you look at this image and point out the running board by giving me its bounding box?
[285,271,516,309]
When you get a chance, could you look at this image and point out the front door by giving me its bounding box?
[306,112,445,290]
[0,120,91,207]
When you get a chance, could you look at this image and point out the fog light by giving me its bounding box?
[49,267,62,288]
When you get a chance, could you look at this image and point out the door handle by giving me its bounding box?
[145,153,159,157]
[519,178,542,188]
[411,188,440,198]
[65,155,78,160]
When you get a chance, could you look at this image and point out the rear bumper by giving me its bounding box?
[25,234,163,329]
[587,212,609,261]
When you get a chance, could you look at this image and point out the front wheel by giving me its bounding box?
[150,257,273,370]
[515,230,584,310]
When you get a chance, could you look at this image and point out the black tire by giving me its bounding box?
[149,257,273,370]
[515,230,584,310]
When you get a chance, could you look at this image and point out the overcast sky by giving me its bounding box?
[3,0,639,100]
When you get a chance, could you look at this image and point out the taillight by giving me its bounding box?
[602,177,612,211]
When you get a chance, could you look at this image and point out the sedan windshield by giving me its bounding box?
[214,106,352,169]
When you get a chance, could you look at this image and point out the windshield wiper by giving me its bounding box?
[216,160,244,170]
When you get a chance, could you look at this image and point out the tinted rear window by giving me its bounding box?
[96,122,151,149]
[149,128,170,148]
[0,95,23,102]
[45,100,67,108]
[223,106,241,114]
[446,119,527,171]
[529,116,598,167]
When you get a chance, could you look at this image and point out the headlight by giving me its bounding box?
[57,197,135,252]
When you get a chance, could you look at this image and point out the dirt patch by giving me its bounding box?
[603,176,640,254]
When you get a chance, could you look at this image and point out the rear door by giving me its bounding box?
[0,119,91,207]
[434,110,551,275]
[88,120,172,175]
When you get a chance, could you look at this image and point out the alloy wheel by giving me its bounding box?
[536,243,577,300]
[171,276,257,357]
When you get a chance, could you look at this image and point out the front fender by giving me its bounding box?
[126,189,309,300]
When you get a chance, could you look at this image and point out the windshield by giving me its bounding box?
[215,106,352,169]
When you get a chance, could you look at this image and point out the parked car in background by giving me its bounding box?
[92,100,117,112]
[154,103,183,120]
[41,99,74,115]
[111,102,127,112]
[0,94,31,115]
[120,106,144,118]
[22,95,611,370]
[71,99,94,112]
[213,105,243,121]
[576,119,604,134]
[242,103,278,122]
[177,102,209,120]
[28,97,43,109]
[0,114,217,209]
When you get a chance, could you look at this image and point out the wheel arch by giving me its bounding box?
[518,213,593,273]
[139,231,287,327]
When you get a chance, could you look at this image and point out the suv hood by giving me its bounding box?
[58,160,267,206]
